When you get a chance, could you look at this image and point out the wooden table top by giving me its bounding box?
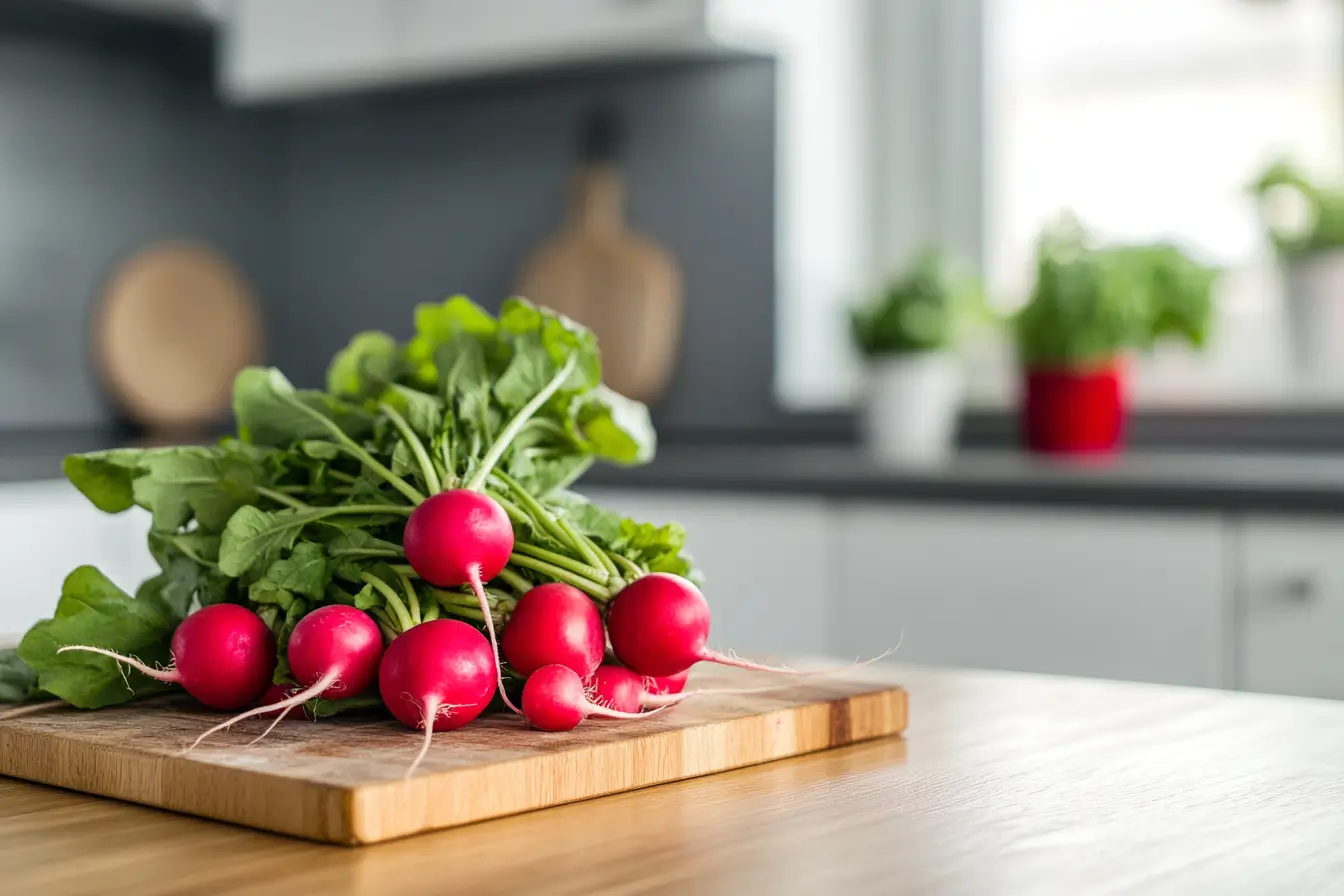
[4,663,1343,895]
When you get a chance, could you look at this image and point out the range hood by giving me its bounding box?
[214,0,799,104]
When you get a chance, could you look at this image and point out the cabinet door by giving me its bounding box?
[834,505,1229,688]
[1239,519,1344,699]
[582,489,835,658]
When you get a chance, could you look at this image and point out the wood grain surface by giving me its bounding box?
[5,664,1344,895]
[0,667,905,845]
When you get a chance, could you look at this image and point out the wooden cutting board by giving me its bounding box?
[0,667,906,846]
[516,109,683,405]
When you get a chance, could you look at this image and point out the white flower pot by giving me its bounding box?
[1285,250,1344,388]
[860,353,962,464]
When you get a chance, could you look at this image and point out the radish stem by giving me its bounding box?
[361,572,414,633]
[513,542,607,583]
[255,486,309,510]
[493,471,579,552]
[508,553,609,598]
[282,394,426,505]
[397,572,423,626]
[497,566,531,594]
[380,402,442,495]
[465,354,578,492]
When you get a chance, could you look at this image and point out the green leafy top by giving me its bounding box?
[1250,159,1344,260]
[850,249,985,357]
[1013,216,1220,368]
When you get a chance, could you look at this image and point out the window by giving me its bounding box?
[976,0,1344,407]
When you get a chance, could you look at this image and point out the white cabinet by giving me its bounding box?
[583,488,835,658]
[0,481,154,637]
[1238,518,1344,700]
[220,0,719,102]
[834,505,1230,688]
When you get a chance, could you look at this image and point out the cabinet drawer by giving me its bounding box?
[835,505,1229,688]
[582,488,835,657]
[1239,519,1344,699]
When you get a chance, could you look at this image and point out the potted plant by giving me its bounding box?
[1014,216,1219,455]
[849,249,982,463]
[1251,160,1344,384]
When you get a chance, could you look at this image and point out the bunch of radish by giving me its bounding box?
[56,563,826,775]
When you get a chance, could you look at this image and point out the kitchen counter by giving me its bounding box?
[4,664,1343,894]
[6,427,1344,513]
[582,443,1344,513]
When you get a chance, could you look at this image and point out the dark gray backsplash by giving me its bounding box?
[276,59,777,433]
[0,36,282,428]
[0,6,778,435]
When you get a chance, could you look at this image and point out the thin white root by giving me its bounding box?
[584,701,670,722]
[470,567,522,715]
[184,670,338,754]
[56,646,180,684]
[641,679,803,709]
[703,636,903,677]
[404,698,440,780]
[246,704,296,746]
[0,700,65,721]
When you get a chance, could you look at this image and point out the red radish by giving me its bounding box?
[590,663,788,713]
[588,665,644,713]
[645,670,690,697]
[57,603,275,710]
[605,573,800,677]
[608,573,892,678]
[187,605,383,750]
[522,664,658,732]
[500,583,604,679]
[379,619,496,778]
[403,489,519,713]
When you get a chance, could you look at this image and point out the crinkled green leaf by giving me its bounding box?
[264,542,330,600]
[570,386,656,465]
[61,449,154,514]
[327,330,400,401]
[234,367,373,448]
[18,566,179,709]
[249,579,296,610]
[547,492,623,544]
[0,648,42,704]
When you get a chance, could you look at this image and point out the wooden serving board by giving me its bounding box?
[0,667,906,846]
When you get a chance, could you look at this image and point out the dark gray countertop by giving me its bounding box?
[4,428,1344,514]
[579,444,1344,514]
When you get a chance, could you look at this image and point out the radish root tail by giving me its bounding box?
[184,670,339,754]
[700,642,900,677]
[404,698,440,780]
[56,646,181,685]
[246,704,296,746]
[0,700,65,721]
[584,701,670,722]
[470,566,521,715]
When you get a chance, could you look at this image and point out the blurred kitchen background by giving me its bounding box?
[4,0,1344,702]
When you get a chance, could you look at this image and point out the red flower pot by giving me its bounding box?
[1021,361,1126,455]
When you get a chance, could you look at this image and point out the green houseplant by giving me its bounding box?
[849,249,983,463]
[1015,216,1219,454]
[1251,160,1344,382]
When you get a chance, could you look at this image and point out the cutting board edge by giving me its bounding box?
[343,685,908,845]
[0,724,355,842]
[0,682,908,846]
